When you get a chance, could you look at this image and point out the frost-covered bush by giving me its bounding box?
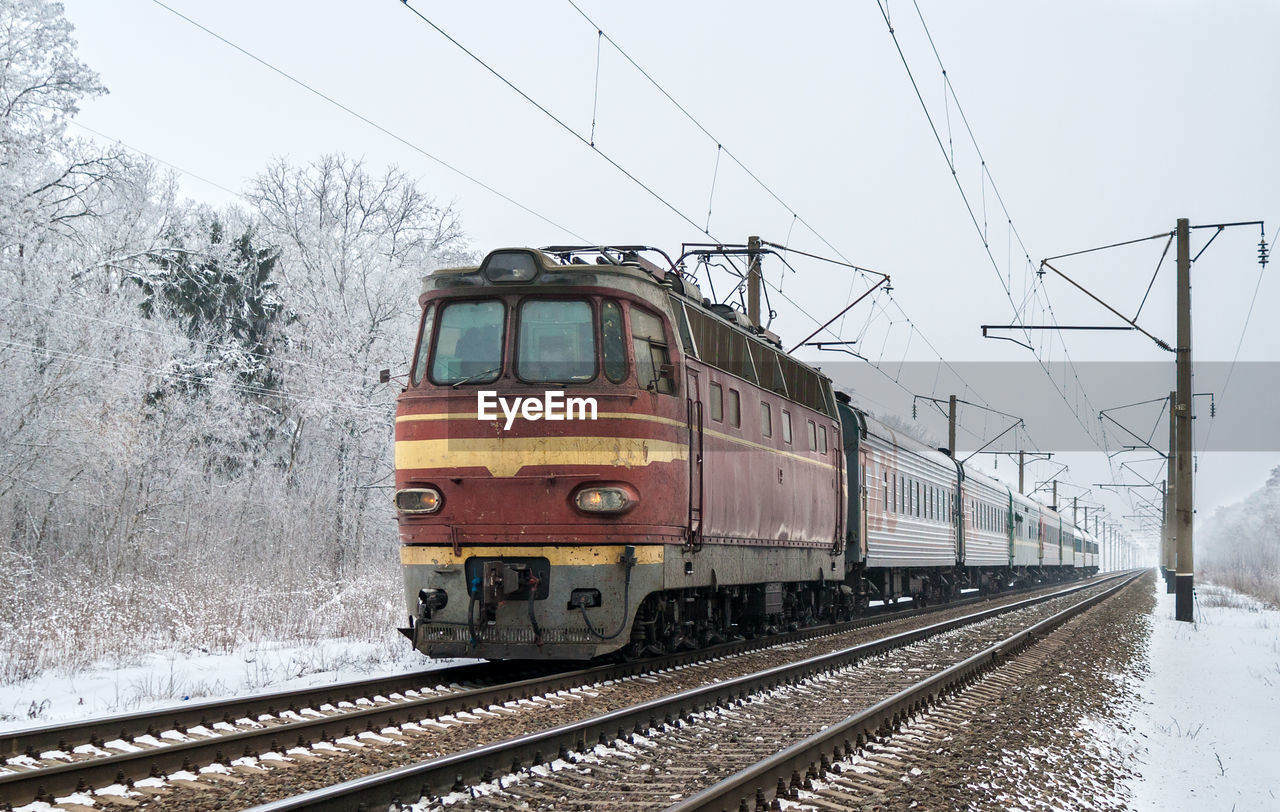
[0,1,471,684]
[1198,467,1280,608]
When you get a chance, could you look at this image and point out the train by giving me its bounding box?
[392,245,1099,660]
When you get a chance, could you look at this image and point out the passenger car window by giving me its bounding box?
[431,300,504,385]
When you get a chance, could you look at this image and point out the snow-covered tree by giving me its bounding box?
[248,155,471,573]
[1198,466,1280,606]
[0,0,478,681]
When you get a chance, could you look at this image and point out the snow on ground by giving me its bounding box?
[1126,578,1280,810]
[0,637,477,734]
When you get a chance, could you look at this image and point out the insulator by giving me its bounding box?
[1259,237,1270,268]
[912,402,917,419]
[1210,401,1216,418]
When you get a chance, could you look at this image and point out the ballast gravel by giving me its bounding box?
[113,578,1123,811]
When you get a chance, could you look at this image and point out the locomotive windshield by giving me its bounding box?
[430,299,505,385]
[414,295,669,389]
[516,299,596,383]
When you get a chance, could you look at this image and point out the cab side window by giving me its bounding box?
[601,299,629,383]
[410,303,436,386]
[631,307,675,394]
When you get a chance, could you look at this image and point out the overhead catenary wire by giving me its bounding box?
[397,0,1025,458]
[146,0,1052,468]
[561,0,856,268]
[877,0,1116,467]
[1199,224,1273,454]
[396,0,710,238]
[145,0,588,243]
[560,0,1039,448]
[758,274,989,446]
[70,121,245,201]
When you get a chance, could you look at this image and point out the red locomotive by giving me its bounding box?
[394,246,1096,660]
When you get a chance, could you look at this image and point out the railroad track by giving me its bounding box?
[0,573,1120,810]
[231,572,1137,812]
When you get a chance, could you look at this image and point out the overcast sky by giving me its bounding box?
[59,0,1279,555]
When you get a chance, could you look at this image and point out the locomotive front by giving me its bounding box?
[394,248,689,659]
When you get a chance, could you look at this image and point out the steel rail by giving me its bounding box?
[4,579,1032,761]
[0,576,1097,807]
[667,569,1144,812]
[243,572,1131,812]
[0,661,514,760]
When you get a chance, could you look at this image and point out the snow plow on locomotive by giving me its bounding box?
[393,246,1097,661]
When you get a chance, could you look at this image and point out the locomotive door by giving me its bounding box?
[858,447,869,558]
[685,369,704,550]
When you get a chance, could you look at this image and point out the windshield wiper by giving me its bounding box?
[450,366,501,388]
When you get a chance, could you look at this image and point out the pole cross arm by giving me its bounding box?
[961,418,1025,464]
[788,277,888,353]
[1038,260,1174,352]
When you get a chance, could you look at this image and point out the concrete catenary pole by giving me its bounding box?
[1018,450,1025,495]
[1174,218,1195,622]
[747,235,761,326]
[948,395,957,458]
[1164,390,1176,592]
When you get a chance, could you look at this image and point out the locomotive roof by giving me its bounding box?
[423,246,834,389]
[423,247,657,291]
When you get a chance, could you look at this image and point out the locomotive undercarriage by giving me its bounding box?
[405,546,1093,661]
[620,580,859,659]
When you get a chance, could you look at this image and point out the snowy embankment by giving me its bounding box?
[0,637,473,735]
[1122,579,1280,809]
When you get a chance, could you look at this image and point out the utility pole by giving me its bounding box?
[1174,219,1194,622]
[1164,390,1176,593]
[1072,496,1079,563]
[948,395,957,458]
[746,235,761,326]
[1018,450,1025,494]
[1051,480,1058,512]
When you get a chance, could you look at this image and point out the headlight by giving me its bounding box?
[395,487,442,514]
[480,249,541,283]
[573,486,636,514]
